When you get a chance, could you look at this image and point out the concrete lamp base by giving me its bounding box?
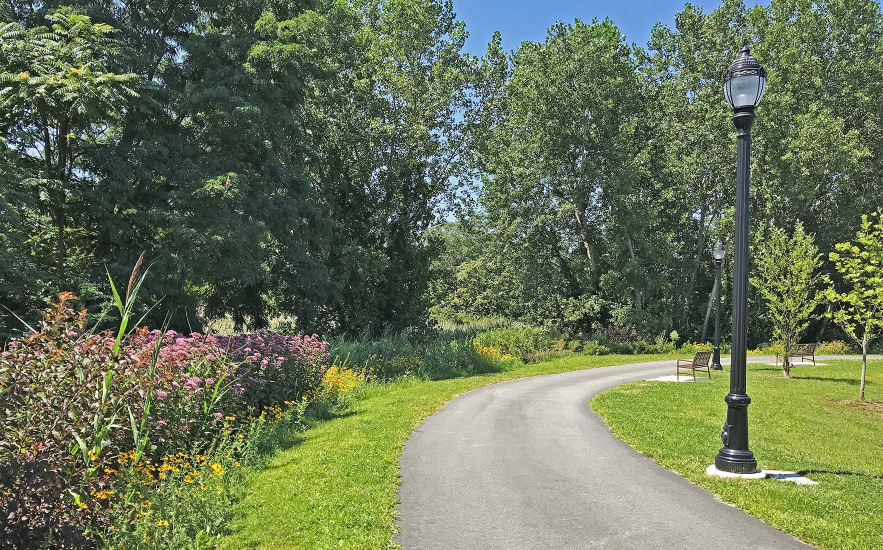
[706,464,766,479]
[706,465,819,485]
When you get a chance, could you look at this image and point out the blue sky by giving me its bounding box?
[452,0,725,56]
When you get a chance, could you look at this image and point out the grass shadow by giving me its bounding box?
[793,376,861,385]
[798,469,883,481]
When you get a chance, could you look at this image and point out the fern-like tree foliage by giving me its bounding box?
[0,8,141,279]
[824,212,883,401]
[751,221,823,378]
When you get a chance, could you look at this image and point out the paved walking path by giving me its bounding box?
[397,356,848,549]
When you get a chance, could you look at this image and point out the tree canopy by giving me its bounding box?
[2,0,883,345]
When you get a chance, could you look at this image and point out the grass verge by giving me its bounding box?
[217,353,674,549]
[592,360,883,550]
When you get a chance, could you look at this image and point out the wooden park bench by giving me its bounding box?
[776,343,817,367]
[676,351,712,381]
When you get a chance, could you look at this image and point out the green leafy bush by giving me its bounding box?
[473,326,554,361]
[330,328,512,381]
[816,340,855,355]
[677,341,712,355]
[580,341,611,356]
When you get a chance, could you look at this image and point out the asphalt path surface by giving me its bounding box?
[397,356,830,550]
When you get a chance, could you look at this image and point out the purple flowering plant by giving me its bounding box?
[216,330,329,409]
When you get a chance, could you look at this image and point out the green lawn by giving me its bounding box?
[217,353,675,549]
[592,360,883,550]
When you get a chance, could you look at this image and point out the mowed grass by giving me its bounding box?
[592,360,883,550]
[217,353,675,549]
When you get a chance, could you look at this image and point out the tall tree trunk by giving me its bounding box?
[626,232,642,313]
[574,209,597,282]
[681,204,708,330]
[860,337,868,401]
[816,303,833,341]
[55,118,70,279]
[56,208,66,278]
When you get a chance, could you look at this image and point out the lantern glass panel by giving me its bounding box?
[725,74,763,109]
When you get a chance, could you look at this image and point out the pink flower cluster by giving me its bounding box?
[216,330,329,407]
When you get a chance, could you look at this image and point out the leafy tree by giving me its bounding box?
[751,222,822,377]
[640,0,743,333]
[0,9,140,280]
[304,0,474,334]
[824,212,883,401]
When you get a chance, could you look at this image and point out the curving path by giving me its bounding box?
[397,357,827,550]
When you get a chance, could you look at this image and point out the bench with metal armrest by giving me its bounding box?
[677,351,712,381]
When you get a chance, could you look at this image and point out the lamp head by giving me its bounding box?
[724,41,767,111]
[713,240,726,262]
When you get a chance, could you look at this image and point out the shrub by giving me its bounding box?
[473,326,553,361]
[0,290,333,549]
[816,340,855,355]
[0,293,142,547]
[423,338,510,379]
[216,330,329,409]
[677,341,712,355]
[580,341,611,356]
[331,328,513,381]
[100,450,240,549]
[127,329,238,455]
[315,364,362,410]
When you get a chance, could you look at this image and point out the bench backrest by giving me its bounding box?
[796,343,816,354]
[693,351,712,367]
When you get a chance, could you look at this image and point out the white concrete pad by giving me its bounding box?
[763,362,826,366]
[706,465,818,485]
[763,470,818,485]
[706,465,767,479]
[648,375,712,382]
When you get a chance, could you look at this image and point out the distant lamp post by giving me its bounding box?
[715,41,766,475]
[711,241,726,371]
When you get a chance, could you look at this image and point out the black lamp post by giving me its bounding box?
[715,42,766,474]
[711,241,725,371]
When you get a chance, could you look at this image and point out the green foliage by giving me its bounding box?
[473,326,555,362]
[816,340,855,355]
[824,212,883,400]
[431,0,883,348]
[330,326,511,381]
[750,222,823,377]
[0,0,473,340]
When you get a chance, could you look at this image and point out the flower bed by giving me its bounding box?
[0,294,342,548]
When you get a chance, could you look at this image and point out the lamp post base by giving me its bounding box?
[706,464,765,479]
[711,345,723,371]
[714,447,757,474]
[715,393,756,474]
